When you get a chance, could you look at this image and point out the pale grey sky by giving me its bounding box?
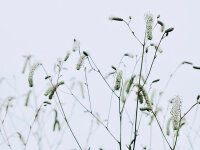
[0,0,200,150]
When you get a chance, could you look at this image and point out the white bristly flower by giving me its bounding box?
[28,62,41,87]
[114,70,123,91]
[76,55,86,70]
[145,13,154,40]
[170,96,181,130]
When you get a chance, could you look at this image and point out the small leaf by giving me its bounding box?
[197,95,200,100]
[111,65,117,70]
[109,16,123,21]
[152,79,160,83]
[83,51,89,56]
[193,66,200,70]
[165,28,174,33]
[45,76,51,79]
[182,61,193,65]
[43,101,51,105]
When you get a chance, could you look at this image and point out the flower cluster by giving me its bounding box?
[170,96,181,130]
[145,13,154,40]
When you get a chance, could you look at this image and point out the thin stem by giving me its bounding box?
[132,33,146,150]
[64,85,119,143]
[151,110,172,150]
[181,102,198,120]
[84,67,92,112]
[24,106,42,150]
[41,65,83,150]
[141,33,165,88]
[88,56,119,99]
[123,20,143,46]
[107,55,124,127]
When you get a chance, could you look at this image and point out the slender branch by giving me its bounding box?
[132,32,146,150]
[84,67,92,112]
[181,102,198,120]
[88,56,119,99]
[123,20,143,46]
[64,85,119,143]
[41,64,83,150]
[107,55,124,127]
[141,33,165,87]
[151,110,172,150]
[24,106,42,150]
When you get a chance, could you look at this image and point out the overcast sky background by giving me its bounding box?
[0,0,200,150]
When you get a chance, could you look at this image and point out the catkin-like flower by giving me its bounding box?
[145,13,154,40]
[114,70,123,91]
[44,86,54,96]
[64,51,70,61]
[45,81,65,99]
[72,39,80,52]
[126,75,136,94]
[22,55,31,74]
[121,80,129,103]
[135,83,151,108]
[170,96,181,130]
[28,62,41,87]
[166,117,172,136]
[76,55,86,70]
[138,92,144,104]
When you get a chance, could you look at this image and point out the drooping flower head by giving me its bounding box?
[76,54,86,70]
[28,62,41,87]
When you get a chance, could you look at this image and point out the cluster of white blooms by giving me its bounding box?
[145,13,154,40]
[28,62,41,87]
[170,96,181,130]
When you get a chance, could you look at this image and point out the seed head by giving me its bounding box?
[76,54,86,70]
[114,70,123,91]
[28,62,41,87]
[145,13,154,40]
[170,96,181,130]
